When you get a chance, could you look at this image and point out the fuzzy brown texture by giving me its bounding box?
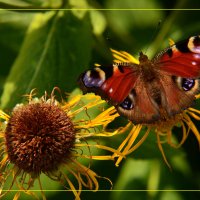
[5,102,75,176]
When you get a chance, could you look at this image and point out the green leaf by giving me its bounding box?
[90,10,107,36]
[0,0,33,7]
[0,10,34,52]
[0,10,34,95]
[0,10,93,109]
[0,0,55,7]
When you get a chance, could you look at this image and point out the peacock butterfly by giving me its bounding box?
[78,35,200,124]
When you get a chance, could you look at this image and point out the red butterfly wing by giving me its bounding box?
[154,35,200,78]
[78,64,138,104]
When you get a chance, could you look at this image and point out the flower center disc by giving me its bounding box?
[5,102,75,176]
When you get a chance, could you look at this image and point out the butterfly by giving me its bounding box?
[78,35,200,124]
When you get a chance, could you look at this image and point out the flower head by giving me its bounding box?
[5,100,75,177]
[0,88,120,200]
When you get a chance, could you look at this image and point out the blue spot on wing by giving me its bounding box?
[83,71,104,88]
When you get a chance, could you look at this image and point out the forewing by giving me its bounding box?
[78,64,139,104]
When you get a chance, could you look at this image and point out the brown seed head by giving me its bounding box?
[5,102,75,177]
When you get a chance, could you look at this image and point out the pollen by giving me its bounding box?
[5,102,75,177]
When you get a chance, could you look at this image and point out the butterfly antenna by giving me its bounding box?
[143,20,162,55]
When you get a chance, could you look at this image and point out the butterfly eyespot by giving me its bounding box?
[119,90,135,110]
[181,78,195,91]
[82,69,105,88]
[173,76,195,91]
[119,97,133,110]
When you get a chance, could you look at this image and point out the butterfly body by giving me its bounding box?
[78,35,200,124]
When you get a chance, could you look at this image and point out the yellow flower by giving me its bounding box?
[0,88,120,200]
[110,49,200,168]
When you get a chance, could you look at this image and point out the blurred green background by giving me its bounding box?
[0,0,200,199]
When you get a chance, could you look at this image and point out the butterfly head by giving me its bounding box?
[139,52,149,63]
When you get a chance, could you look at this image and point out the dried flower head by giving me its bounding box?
[0,88,120,200]
[5,101,75,177]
